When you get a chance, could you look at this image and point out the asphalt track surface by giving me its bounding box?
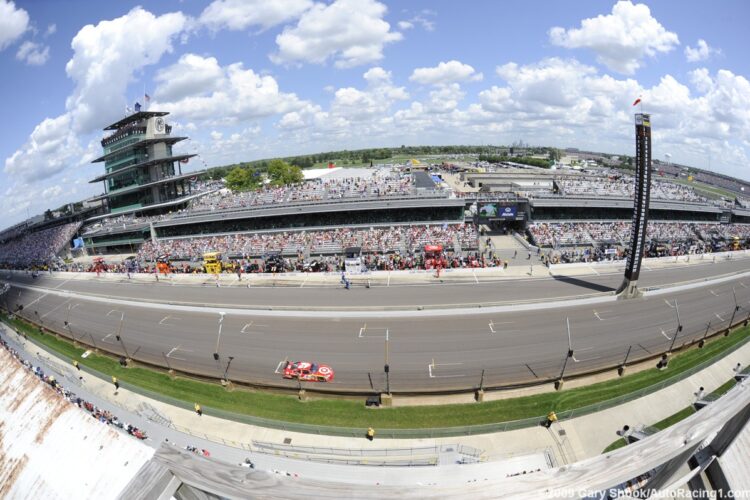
[3,260,750,393]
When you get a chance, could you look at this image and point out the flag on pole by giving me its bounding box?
[632,97,642,106]
[144,93,151,102]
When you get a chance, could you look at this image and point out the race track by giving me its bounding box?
[3,260,750,393]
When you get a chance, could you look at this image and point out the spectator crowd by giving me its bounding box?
[558,177,709,203]
[0,222,81,267]
[137,224,478,262]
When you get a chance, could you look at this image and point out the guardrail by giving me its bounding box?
[2,312,748,439]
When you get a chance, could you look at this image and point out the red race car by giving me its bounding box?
[282,361,335,382]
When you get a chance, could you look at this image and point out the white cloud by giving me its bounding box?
[549,0,679,74]
[4,114,83,182]
[65,7,187,133]
[199,0,312,31]
[0,0,28,50]
[45,23,56,37]
[424,83,465,114]
[410,60,483,85]
[689,68,713,93]
[271,0,402,68]
[399,11,436,32]
[685,39,716,63]
[152,54,307,124]
[154,53,224,102]
[276,66,407,147]
[5,7,188,183]
[210,131,223,141]
[15,41,49,66]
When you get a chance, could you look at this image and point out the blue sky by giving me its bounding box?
[1,0,749,229]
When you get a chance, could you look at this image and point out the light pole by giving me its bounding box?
[668,300,683,354]
[699,321,711,348]
[618,345,632,376]
[161,351,175,374]
[556,317,574,390]
[384,329,390,394]
[107,310,131,361]
[223,356,235,381]
[728,287,740,334]
[213,312,225,361]
[34,310,44,334]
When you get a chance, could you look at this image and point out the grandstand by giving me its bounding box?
[1,152,749,272]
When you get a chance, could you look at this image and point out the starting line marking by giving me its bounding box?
[165,345,191,361]
[274,358,288,374]
[358,324,389,339]
[159,315,180,326]
[241,321,268,333]
[428,359,465,378]
[488,320,514,334]
[593,309,618,321]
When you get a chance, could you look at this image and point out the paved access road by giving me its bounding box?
[3,261,750,392]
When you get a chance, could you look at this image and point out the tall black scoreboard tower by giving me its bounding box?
[618,113,652,299]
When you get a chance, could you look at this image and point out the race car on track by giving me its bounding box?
[282,361,335,382]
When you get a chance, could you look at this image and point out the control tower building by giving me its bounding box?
[89,109,196,214]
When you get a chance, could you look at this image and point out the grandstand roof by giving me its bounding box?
[89,172,200,200]
[83,189,214,223]
[103,111,168,131]
[153,196,465,228]
[92,136,188,163]
[89,154,196,183]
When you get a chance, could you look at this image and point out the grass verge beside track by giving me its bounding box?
[2,312,748,429]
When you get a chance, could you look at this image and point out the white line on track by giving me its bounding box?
[101,333,115,343]
[40,298,72,318]
[165,345,191,361]
[53,279,72,289]
[587,266,600,276]
[593,309,617,321]
[472,270,479,284]
[488,320,514,334]
[709,289,719,297]
[664,299,675,309]
[25,293,49,309]
[428,359,465,378]
[660,329,672,341]
[241,321,268,333]
[358,324,389,339]
[740,282,748,289]
[299,274,309,288]
[159,315,180,326]
[715,313,726,322]
[274,358,288,374]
